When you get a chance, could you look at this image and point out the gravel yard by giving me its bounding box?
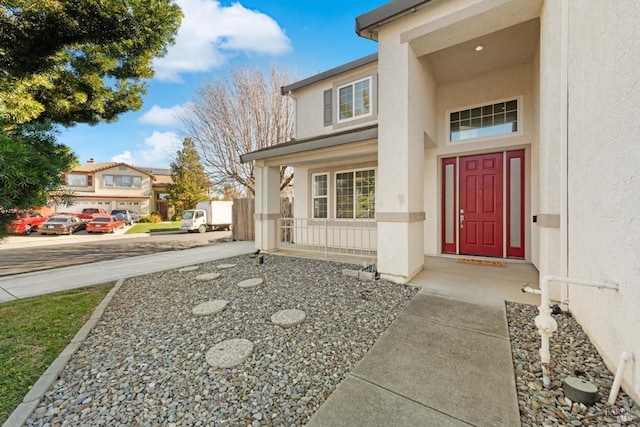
[507,302,639,426]
[27,254,418,426]
[24,253,640,426]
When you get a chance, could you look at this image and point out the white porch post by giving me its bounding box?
[254,161,281,251]
[376,41,425,284]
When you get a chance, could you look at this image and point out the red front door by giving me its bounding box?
[459,153,503,257]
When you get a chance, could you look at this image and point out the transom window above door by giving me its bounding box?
[449,98,519,142]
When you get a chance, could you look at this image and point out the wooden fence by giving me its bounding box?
[232,197,292,241]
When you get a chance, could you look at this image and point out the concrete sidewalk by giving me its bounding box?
[307,291,522,426]
[0,241,256,302]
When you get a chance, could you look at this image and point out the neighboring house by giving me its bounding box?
[143,167,174,220]
[242,1,640,403]
[58,160,173,218]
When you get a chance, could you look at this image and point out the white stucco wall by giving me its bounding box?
[562,0,640,402]
[293,62,378,140]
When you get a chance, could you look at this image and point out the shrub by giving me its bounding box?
[139,213,162,223]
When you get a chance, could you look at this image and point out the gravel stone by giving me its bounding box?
[205,338,254,368]
[192,300,228,316]
[271,309,306,328]
[26,255,417,426]
[178,266,199,272]
[238,278,264,289]
[507,302,639,426]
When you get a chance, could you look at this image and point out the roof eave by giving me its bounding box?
[356,0,432,40]
[240,125,378,163]
[281,53,378,94]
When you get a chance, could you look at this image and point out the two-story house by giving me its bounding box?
[59,160,171,217]
[242,0,640,402]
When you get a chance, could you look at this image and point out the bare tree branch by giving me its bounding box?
[180,65,294,197]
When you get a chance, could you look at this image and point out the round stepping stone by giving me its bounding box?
[195,273,221,282]
[216,264,236,270]
[271,309,306,328]
[192,300,228,316]
[238,278,263,289]
[206,339,253,368]
[178,266,199,272]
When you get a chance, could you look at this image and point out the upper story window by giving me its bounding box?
[449,98,519,142]
[66,174,88,187]
[104,175,142,188]
[338,77,371,123]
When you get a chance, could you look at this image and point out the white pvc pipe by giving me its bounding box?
[608,352,633,405]
[523,275,619,388]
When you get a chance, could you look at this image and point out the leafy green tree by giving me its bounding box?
[0,0,183,126]
[168,138,210,212]
[0,122,76,237]
[0,1,182,238]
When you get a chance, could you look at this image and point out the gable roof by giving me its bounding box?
[281,53,378,94]
[356,0,432,40]
[70,162,154,177]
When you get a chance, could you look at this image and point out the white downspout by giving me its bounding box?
[522,275,618,388]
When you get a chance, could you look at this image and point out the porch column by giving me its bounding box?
[254,162,281,251]
[376,41,425,284]
[536,1,566,297]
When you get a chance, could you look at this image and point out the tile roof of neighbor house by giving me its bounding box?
[356,0,432,39]
[71,162,154,176]
[240,124,378,163]
[281,53,378,94]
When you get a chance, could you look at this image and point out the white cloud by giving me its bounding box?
[138,104,190,127]
[111,132,183,167]
[153,0,291,82]
[112,151,133,163]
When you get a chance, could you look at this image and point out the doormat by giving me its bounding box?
[456,258,506,268]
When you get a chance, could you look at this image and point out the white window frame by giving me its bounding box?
[334,167,376,219]
[446,96,523,144]
[337,76,373,123]
[311,173,329,219]
[104,174,143,188]
[66,174,87,187]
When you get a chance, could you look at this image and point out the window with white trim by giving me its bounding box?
[104,175,142,188]
[335,169,375,219]
[449,99,519,142]
[66,174,87,187]
[338,77,371,122]
[312,173,328,218]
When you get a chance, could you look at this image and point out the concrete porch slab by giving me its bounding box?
[411,269,540,305]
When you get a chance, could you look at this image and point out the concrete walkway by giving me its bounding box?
[0,241,256,302]
[308,264,540,426]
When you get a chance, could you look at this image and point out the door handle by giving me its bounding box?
[460,214,464,228]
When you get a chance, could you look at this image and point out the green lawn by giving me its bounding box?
[126,221,181,234]
[0,284,113,424]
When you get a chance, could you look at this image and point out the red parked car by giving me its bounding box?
[8,210,48,235]
[86,216,125,233]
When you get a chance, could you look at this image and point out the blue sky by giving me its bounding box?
[59,0,387,168]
